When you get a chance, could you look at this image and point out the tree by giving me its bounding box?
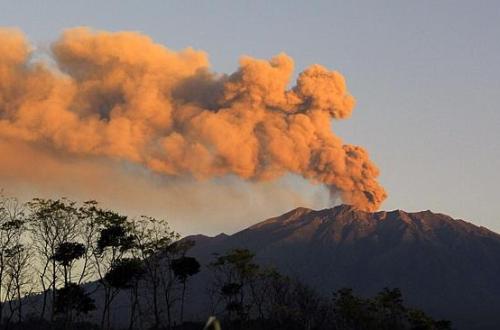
[51,241,88,328]
[104,258,144,289]
[53,242,86,287]
[26,198,80,321]
[407,309,450,330]
[104,258,144,330]
[171,256,200,324]
[333,288,373,329]
[54,283,96,325]
[131,216,180,329]
[209,249,260,324]
[94,211,135,330]
[373,287,407,329]
[75,201,102,286]
[332,287,452,330]
[0,194,25,323]
[4,241,32,325]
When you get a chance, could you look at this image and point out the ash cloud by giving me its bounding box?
[0,27,386,212]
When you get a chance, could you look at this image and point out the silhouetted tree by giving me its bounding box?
[104,257,144,330]
[407,309,452,330]
[255,272,332,330]
[53,242,86,287]
[54,283,96,325]
[161,239,195,329]
[209,249,260,325]
[171,256,200,324]
[131,216,180,329]
[0,194,25,323]
[94,210,135,330]
[4,241,32,325]
[27,198,80,321]
[332,287,452,330]
[75,201,105,286]
[333,288,373,329]
[373,287,407,329]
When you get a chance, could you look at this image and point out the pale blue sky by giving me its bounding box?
[1,1,499,233]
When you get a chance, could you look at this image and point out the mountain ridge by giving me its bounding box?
[192,204,499,248]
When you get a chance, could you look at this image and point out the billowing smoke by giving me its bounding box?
[0,27,386,211]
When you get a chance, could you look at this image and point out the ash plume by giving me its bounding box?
[0,27,387,211]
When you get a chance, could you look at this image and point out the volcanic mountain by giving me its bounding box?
[186,205,500,329]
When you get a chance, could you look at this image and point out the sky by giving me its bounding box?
[0,0,499,235]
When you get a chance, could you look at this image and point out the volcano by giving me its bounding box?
[186,205,500,329]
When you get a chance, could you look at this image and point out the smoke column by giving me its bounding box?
[0,27,386,211]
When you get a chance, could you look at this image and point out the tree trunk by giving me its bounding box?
[64,265,68,287]
[128,285,139,330]
[16,283,22,323]
[100,287,109,330]
[51,258,56,321]
[153,277,159,329]
[39,261,49,320]
[180,281,186,325]
[40,289,48,320]
[165,288,172,330]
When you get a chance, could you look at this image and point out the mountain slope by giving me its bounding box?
[187,205,500,329]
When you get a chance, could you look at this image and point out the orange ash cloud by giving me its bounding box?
[0,27,387,211]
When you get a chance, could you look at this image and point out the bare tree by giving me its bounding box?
[132,216,180,329]
[4,239,32,324]
[76,201,102,285]
[26,198,80,321]
[0,194,25,323]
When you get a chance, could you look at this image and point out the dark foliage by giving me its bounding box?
[171,256,200,281]
[53,242,86,266]
[97,223,135,254]
[104,257,145,289]
[54,283,96,316]
[332,287,451,330]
